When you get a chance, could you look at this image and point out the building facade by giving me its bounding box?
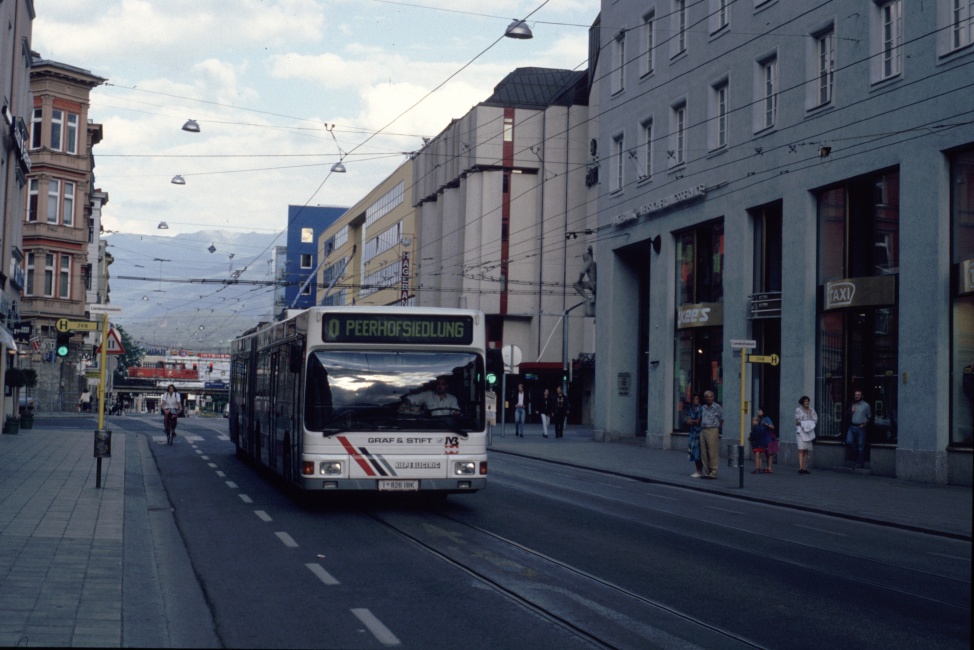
[410,67,599,421]
[0,0,35,419]
[21,56,105,412]
[314,160,416,309]
[594,0,974,485]
[281,205,345,315]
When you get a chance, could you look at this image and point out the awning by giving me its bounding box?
[0,327,16,350]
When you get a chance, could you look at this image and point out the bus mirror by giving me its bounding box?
[289,344,303,373]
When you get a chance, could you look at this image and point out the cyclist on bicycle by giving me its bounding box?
[161,384,182,445]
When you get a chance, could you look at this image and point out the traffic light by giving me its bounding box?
[485,348,503,387]
[55,331,71,357]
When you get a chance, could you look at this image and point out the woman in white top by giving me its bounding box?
[161,384,182,444]
[794,395,818,474]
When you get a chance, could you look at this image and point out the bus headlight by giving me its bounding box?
[319,461,342,476]
[454,461,476,476]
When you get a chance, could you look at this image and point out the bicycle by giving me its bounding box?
[163,408,180,445]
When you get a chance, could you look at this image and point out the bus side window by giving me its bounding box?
[288,343,303,373]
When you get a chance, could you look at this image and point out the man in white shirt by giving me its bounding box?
[404,376,460,417]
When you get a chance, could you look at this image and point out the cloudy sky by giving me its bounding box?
[30,1,598,347]
[33,0,598,248]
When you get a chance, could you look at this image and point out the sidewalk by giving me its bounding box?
[488,423,973,541]
[0,422,218,648]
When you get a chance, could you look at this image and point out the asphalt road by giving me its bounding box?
[134,416,970,649]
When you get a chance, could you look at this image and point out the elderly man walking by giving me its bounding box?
[698,390,723,479]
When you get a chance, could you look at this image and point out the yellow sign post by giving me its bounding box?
[89,304,122,488]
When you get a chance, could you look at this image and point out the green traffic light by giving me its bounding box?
[486,373,497,386]
[56,345,69,357]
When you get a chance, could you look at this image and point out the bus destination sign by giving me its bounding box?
[323,314,473,345]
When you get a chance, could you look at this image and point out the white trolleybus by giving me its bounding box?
[229,306,488,493]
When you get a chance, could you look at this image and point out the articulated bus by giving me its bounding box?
[229,307,488,493]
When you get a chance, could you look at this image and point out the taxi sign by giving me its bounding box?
[55,318,100,332]
[748,354,780,366]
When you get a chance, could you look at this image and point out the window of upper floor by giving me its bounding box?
[30,106,81,154]
[869,0,904,84]
[669,100,688,168]
[672,0,689,59]
[610,133,625,192]
[709,77,730,151]
[753,52,778,133]
[936,0,974,57]
[611,29,626,95]
[640,10,656,78]
[710,0,731,36]
[26,177,76,227]
[806,22,836,110]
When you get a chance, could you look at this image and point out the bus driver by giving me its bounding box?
[403,376,460,416]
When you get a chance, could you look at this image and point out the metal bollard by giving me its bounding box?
[727,443,740,467]
[94,429,112,489]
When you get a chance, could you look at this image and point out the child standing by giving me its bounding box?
[749,416,771,474]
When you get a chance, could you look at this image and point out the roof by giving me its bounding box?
[482,67,589,109]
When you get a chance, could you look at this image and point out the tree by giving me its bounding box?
[112,325,145,384]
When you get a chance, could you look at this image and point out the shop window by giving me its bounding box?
[951,149,974,445]
[816,170,900,446]
[674,220,725,430]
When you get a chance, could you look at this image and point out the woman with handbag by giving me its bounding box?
[794,395,817,474]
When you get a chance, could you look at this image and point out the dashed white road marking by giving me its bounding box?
[218,434,230,441]
[226,481,238,489]
[216,470,226,477]
[208,463,217,468]
[352,608,400,646]
[238,494,253,503]
[254,510,272,522]
[201,455,210,460]
[275,531,299,548]
[306,563,340,585]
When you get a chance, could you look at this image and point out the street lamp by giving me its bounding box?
[182,119,201,133]
[505,19,533,39]
[171,175,186,185]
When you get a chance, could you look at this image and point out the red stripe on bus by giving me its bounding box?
[337,436,376,476]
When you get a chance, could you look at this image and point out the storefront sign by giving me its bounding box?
[960,259,974,295]
[824,276,896,310]
[614,185,707,227]
[677,302,724,329]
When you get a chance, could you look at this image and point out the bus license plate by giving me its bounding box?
[379,479,419,491]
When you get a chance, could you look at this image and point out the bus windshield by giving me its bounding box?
[305,350,485,434]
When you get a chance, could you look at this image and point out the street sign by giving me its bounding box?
[56,318,100,332]
[95,328,126,355]
[729,339,757,349]
[501,344,522,371]
[89,305,123,314]
[748,354,780,366]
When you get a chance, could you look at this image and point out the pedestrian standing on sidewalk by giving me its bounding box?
[749,416,771,474]
[539,388,553,438]
[844,390,872,469]
[759,408,778,472]
[512,383,528,437]
[685,394,704,477]
[78,389,92,413]
[699,390,723,479]
[795,395,818,474]
[553,386,570,438]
